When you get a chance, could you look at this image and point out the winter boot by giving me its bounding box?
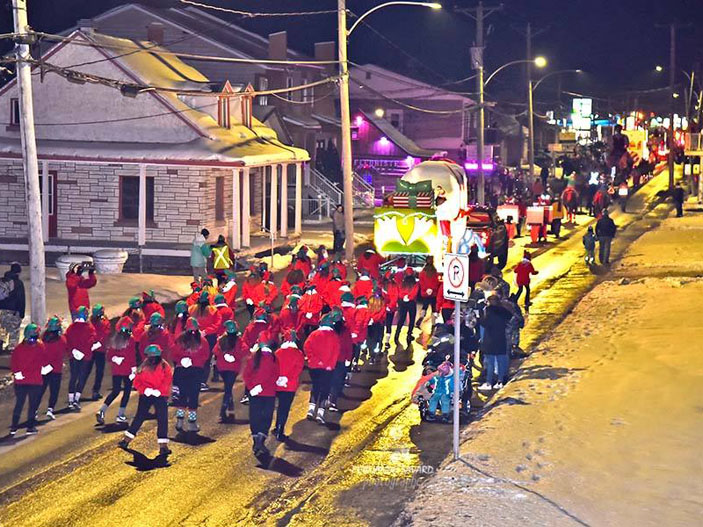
[175,409,185,432]
[306,402,316,420]
[315,406,326,425]
[96,409,105,425]
[219,405,229,423]
[187,411,200,433]
[273,426,288,442]
[159,443,172,457]
[117,434,133,450]
[253,433,269,457]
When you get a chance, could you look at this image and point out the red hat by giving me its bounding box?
[116,316,133,332]
[185,317,199,332]
[190,281,200,291]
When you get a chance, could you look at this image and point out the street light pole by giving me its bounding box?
[337,0,355,262]
[528,76,536,189]
[12,0,46,325]
[476,1,485,206]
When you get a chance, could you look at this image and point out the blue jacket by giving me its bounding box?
[427,372,454,397]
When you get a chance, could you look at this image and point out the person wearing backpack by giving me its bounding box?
[0,263,25,353]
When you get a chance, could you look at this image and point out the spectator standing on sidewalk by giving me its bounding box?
[595,209,617,265]
[332,204,345,255]
[0,263,25,353]
[190,228,211,281]
[65,262,97,319]
[672,183,685,217]
[582,226,596,265]
[478,295,513,391]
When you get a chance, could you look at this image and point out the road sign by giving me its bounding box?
[443,253,469,302]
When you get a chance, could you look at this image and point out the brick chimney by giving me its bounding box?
[147,22,165,45]
[268,31,287,61]
[313,41,337,116]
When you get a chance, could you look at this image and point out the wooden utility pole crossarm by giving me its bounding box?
[12,0,46,325]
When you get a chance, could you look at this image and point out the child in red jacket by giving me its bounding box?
[219,270,238,308]
[88,304,111,399]
[328,307,353,412]
[243,333,280,459]
[356,248,384,281]
[138,312,173,363]
[382,272,400,350]
[299,285,324,338]
[172,318,210,433]
[213,320,247,423]
[417,258,440,329]
[39,316,67,420]
[394,269,419,348]
[513,251,538,311]
[273,329,304,441]
[98,316,137,425]
[118,344,173,458]
[352,268,375,300]
[141,290,165,320]
[366,291,386,361]
[10,324,48,435]
[188,291,222,391]
[65,306,97,411]
[304,314,340,425]
[241,267,261,319]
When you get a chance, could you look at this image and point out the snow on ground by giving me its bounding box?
[398,211,703,527]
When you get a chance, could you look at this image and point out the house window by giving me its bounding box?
[10,98,19,125]
[388,109,403,131]
[365,71,372,80]
[302,77,310,102]
[258,76,268,106]
[218,96,230,129]
[215,177,225,221]
[120,176,154,221]
[286,76,293,101]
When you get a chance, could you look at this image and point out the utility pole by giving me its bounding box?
[526,22,536,186]
[668,23,676,190]
[337,0,355,262]
[12,0,46,324]
[457,1,501,205]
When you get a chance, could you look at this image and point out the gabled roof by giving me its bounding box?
[360,110,437,158]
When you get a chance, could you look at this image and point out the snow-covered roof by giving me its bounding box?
[1,30,308,166]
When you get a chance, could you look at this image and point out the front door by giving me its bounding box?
[39,171,57,238]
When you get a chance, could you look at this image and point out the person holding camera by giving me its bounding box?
[65,262,97,320]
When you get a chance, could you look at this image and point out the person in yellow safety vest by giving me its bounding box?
[550,198,565,239]
[211,235,234,284]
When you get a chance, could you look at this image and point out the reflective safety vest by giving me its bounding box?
[212,244,233,270]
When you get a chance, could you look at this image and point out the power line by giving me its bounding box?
[178,0,338,17]
[351,76,466,115]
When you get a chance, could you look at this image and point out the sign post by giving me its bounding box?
[443,253,469,460]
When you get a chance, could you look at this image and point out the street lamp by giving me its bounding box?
[338,1,441,261]
[484,57,547,86]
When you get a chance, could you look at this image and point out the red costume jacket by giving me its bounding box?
[304,327,340,370]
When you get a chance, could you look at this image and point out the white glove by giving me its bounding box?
[41,365,53,375]
[344,360,351,367]
[403,295,410,302]
[129,366,136,381]
[72,349,85,361]
[351,332,358,339]
[426,289,433,295]
[180,357,193,368]
[368,319,373,326]
[14,371,25,381]
[223,353,235,363]
[91,342,102,352]
[222,282,235,292]
[112,356,125,366]
[276,376,289,388]
[246,298,254,305]
[250,384,263,396]
[305,312,313,319]
[144,388,161,397]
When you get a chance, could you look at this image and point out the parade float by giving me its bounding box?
[373,160,508,270]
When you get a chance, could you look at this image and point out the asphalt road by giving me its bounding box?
[0,173,671,527]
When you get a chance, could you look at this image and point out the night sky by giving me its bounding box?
[2,0,702,112]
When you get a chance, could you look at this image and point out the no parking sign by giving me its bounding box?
[443,253,469,302]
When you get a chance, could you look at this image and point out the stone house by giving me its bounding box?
[0,29,308,270]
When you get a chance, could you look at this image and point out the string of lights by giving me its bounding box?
[178,0,339,17]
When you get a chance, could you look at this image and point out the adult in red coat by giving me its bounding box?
[64,306,97,409]
[303,314,340,424]
[394,270,419,347]
[417,258,440,328]
[118,344,173,457]
[88,304,111,399]
[213,320,247,422]
[141,290,166,320]
[243,333,280,458]
[39,316,67,420]
[97,316,137,425]
[273,329,305,441]
[171,318,210,432]
[65,263,97,316]
[10,324,47,434]
[513,252,538,310]
[138,312,173,362]
[356,248,384,281]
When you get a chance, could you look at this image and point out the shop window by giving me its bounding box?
[120,176,154,221]
[215,177,225,221]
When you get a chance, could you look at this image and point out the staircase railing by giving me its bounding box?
[309,167,343,204]
[352,171,375,207]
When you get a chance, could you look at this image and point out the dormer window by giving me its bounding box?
[10,98,19,125]
[242,96,252,128]
[218,96,230,129]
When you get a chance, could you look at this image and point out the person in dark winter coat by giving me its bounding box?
[118,344,173,458]
[672,183,685,217]
[582,226,596,264]
[39,316,66,420]
[97,317,137,426]
[243,333,279,459]
[0,262,25,352]
[10,324,48,435]
[595,209,617,265]
[478,295,513,391]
